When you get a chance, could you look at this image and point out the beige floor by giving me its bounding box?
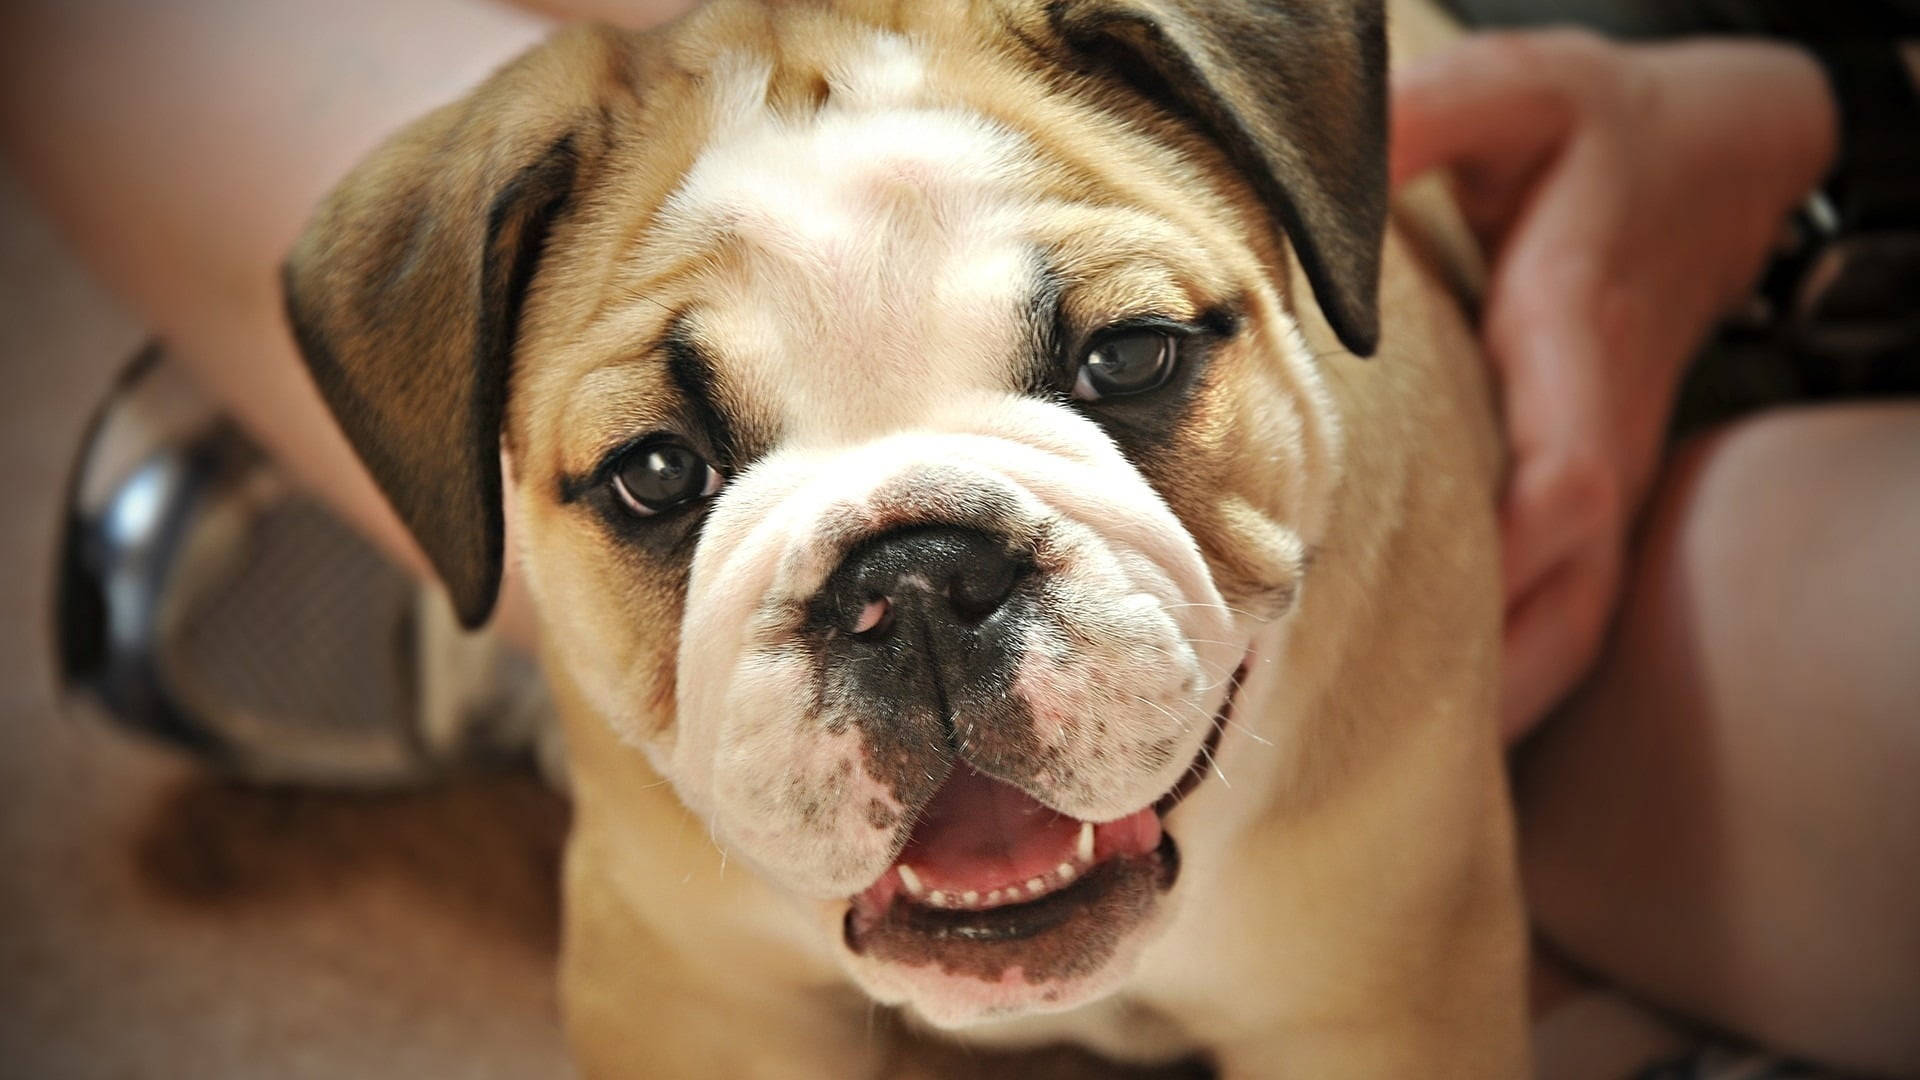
[0,166,573,1078]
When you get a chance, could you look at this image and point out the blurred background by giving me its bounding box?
[0,1,1912,1077]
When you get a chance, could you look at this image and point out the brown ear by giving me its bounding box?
[1040,0,1388,356]
[283,26,634,627]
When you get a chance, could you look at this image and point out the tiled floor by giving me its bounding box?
[0,166,572,1079]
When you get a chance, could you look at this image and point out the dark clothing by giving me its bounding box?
[1693,1,1920,36]
[1446,0,1920,37]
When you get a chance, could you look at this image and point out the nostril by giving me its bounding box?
[817,525,1027,639]
[850,596,893,639]
[947,559,1020,624]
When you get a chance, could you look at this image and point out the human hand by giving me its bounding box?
[1391,31,1837,741]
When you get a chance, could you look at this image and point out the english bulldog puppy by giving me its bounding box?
[284,0,1528,1075]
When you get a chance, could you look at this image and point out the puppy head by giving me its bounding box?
[286,0,1384,1027]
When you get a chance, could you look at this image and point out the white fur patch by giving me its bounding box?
[825,30,928,109]
[654,37,1042,447]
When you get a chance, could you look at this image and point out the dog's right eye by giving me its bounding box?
[610,440,725,517]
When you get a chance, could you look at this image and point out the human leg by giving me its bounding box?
[1518,403,1920,1075]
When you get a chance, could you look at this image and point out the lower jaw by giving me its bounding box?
[839,659,1247,1022]
[842,833,1177,1024]
[846,826,1177,948]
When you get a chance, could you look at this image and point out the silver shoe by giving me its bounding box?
[55,345,555,787]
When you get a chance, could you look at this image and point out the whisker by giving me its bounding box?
[1158,601,1265,620]
[1114,639,1205,668]
[1225,717,1274,747]
[1127,693,1197,735]
[1091,651,1236,698]
[1127,690,1225,736]
[1109,640,1239,686]
[1202,741,1231,788]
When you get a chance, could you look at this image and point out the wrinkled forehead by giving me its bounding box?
[514,20,1243,482]
[649,34,1045,447]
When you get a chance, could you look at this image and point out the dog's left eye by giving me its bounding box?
[610,440,725,516]
[1072,330,1179,401]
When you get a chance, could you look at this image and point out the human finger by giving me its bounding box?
[1501,442,1619,604]
[1483,218,1619,603]
[1389,30,1593,190]
[1480,128,1635,575]
[1500,530,1620,742]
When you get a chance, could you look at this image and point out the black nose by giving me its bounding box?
[817,525,1026,643]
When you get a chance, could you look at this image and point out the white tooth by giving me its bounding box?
[1057,862,1076,882]
[928,890,946,907]
[987,890,1002,904]
[1026,878,1044,896]
[896,865,924,897]
[962,891,978,906]
[1077,822,1095,864]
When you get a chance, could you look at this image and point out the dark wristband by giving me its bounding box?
[1746,39,1920,381]
[1800,40,1920,231]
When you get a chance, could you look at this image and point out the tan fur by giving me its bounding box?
[286,0,1526,1075]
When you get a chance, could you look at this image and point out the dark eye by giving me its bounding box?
[610,440,724,516]
[1072,330,1178,401]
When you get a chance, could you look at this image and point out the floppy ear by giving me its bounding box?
[1040,0,1388,356]
[284,26,634,627]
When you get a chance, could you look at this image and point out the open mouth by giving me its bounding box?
[843,661,1246,982]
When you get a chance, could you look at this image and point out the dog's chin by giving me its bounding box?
[836,664,1244,1028]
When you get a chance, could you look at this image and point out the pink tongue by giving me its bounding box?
[900,765,1081,895]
